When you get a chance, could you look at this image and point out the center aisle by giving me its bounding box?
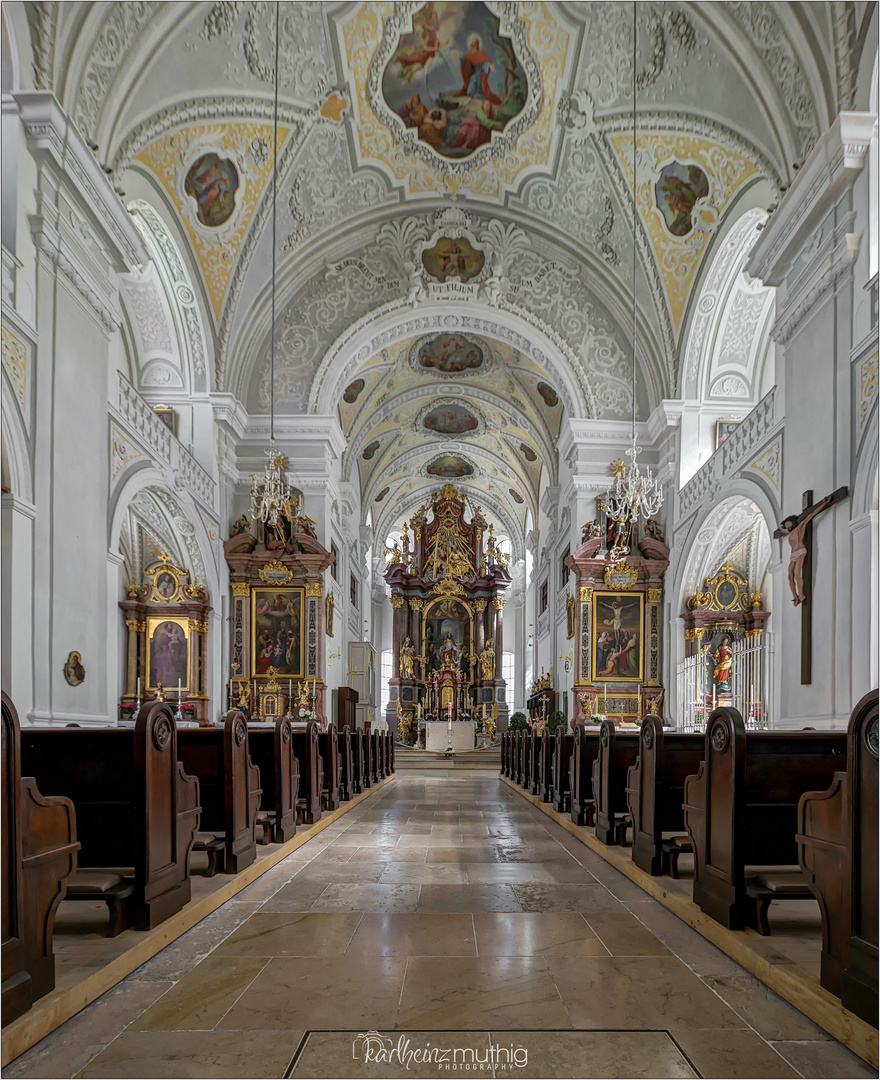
[7,771,871,1080]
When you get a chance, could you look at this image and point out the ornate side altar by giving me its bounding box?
[119,553,212,724]
[386,485,511,737]
[223,505,333,724]
[567,525,670,726]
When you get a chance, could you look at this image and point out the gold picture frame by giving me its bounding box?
[325,589,335,638]
[592,591,644,683]
[146,616,191,691]
[715,418,741,450]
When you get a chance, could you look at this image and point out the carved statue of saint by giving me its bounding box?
[713,636,733,694]
[155,683,167,702]
[778,495,833,606]
[230,514,252,538]
[471,637,495,681]
[400,637,418,680]
[384,540,404,565]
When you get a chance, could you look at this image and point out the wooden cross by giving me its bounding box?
[773,487,848,684]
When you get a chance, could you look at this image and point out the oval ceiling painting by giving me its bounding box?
[654,161,710,238]
[343,379,365,404]
[509,488,524,504]
[184,153,239,228]
[422,238,485,283]
[537,382,559,407]
[423,403,479,435]
[426,454,474,478]
[375,486,390,502]
[362,440,380,460]
[519,442,537,462]
[418,334,484,374]
[382,2,528,161]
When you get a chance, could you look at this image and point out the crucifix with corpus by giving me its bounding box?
[773,486,848,684]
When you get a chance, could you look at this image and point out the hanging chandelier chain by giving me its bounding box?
[248,0,293,531]
[601,2,664,550]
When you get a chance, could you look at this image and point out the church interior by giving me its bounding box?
[1,1,878,1077]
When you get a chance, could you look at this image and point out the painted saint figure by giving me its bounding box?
[454,35,501,103]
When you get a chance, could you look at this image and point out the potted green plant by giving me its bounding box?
[547,710,568,733]
[508,711,528,731]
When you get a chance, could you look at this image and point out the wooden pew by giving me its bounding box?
[626,717,705,874]
[798,689,878,1024]
[337,725,354,801]
[551,729,574,813]
[352,728,367,793]
[509,732,519,783]
[318,728,341,811]
[569,725,601,826]
[2,693,79,1023]
[20,703,200,929]
[387,732,395,773]
[592,720,640,845]
[244,716,299,843]
[177,715,260,874]
[538,729,553,803]
[515,731,526,787]
[291,721,323,825]
[371,731,382,783]
[683,707,847,931]
[526,730,540,795]
[20,699,199,928]
[500,732,508,777]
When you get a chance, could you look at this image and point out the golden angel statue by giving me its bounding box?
[477,638,496,681]
[399,637,420,680]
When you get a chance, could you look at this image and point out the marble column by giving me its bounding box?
[492,597,505,678]
[474,600,487,657]
[390,595,405,679]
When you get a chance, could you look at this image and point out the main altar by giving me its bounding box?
[386,485,511,739]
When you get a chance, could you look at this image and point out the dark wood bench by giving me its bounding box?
[318,728,341,811]
[20,702,200,930]
[525,729,539,795]
[291,721,323,825]
[798,688,878,1024]
[592,720,640,846]
[386,732,395,774]
[178,714,260,874]
[538,729,554,803]
[625,717,705,874]
[337,725,354,801]
[683,707,847,931]
[551,730,574,813]
[371,730,384,782]
[2,693,79,1023]
[244,716,299,844]
[569,724,601,826]
[352,728,368,793]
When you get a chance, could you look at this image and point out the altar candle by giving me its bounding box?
[136,676,140,697]
[712,688,717,711]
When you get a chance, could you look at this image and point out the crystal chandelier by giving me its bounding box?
[604,3,663,557]
[248,2,292,530]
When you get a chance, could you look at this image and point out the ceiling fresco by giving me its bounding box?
[21,0,857,541]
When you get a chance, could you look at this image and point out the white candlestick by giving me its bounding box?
[712,688,717,711]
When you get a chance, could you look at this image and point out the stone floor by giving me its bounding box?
[3,771,874,1080]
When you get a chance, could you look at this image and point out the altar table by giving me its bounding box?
[425,721,476,752]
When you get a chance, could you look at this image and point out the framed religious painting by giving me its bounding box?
[146,616,190,692]
[252,587,305,678]
[592,591,644,683]
[715,418,741,449]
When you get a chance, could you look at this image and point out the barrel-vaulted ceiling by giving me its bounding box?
[17,0,858,532]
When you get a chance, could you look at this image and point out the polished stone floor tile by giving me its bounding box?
[474,912,608,957]
[399,955,571,1030]
[4,980,172,1080]
[130,955,269,1031]
[214,912,362,957]
[488,1030,697,1079]
[671,1028,801,1079]
[417,884,523,913]
[76,1029,298,1079]
[768,1039,877,1079]
[584,912,671,956]
[549,955,745,1031]
[347,847,428,862]
[293,861,389,883]
[259,879,330,913]
[379,862,469,884]
[218,956,407,1030]
[345,913,477,957]
[310,882,421,913]
[512,883,626,913]
[462,862,566,884]
[705,971,832,1041]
